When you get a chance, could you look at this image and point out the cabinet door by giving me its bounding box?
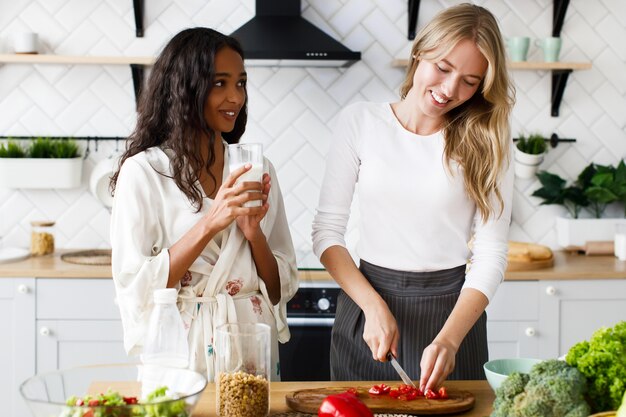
[0,278,35,417]
[541,280,626,358]
[486,281,543,358]
[37,319,133,373]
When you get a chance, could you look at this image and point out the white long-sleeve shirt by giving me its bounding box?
[312,102,513,301]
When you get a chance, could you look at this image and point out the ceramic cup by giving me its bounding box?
[535,37,562,62]
[614,223,626,261]
[507,37,530,62]
[13,32,38,54]
[227,143,264,207]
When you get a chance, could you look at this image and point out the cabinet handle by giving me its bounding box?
[17,284,30,294]
[39,327,51,336]
[545,286,557,296]
[525,327,536,337]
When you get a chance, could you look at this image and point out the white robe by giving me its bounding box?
[110,145,298,381]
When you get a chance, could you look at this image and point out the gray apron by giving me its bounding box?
[330,259,488,381]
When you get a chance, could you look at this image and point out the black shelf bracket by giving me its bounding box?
[408,0,420,40]
[130,64,145,108]
[553,0,570,37]
[551,69,572,117]
[133,0,144,37]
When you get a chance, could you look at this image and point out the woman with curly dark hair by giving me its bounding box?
[110,27,298,380]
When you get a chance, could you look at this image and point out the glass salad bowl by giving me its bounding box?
[20,363,207,417]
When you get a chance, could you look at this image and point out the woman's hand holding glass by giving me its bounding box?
[205,164,267,235]
[236,172,271,241]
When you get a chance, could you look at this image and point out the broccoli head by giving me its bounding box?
[490,359,590,417]
[566,320,626,412]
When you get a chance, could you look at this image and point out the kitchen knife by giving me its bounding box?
[386,352,417,388]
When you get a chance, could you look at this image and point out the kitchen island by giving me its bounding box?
[194,380,495,416]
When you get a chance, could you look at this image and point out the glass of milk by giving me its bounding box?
[614,223,626,261]
[228,143,264,207]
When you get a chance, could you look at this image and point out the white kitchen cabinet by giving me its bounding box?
[0,278,35,417]
[35,278,130,372]
[540,280,626,358]
[486,279,626,360]
[0,277,128,417]
[486,281,542,359]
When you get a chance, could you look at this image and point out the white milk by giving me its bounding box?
[230,162,264,207]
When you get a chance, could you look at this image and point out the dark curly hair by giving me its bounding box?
[110,27,247,211]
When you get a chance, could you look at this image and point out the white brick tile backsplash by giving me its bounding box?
[329,0,375,38]
[571,0,609,27]
[294,78,341,123]
[593,115,626,159]
[260,68,308,105]
[0,0,625,257]
[595,49,626,95]
[293,110,332,156]
[327,62,373,105]
[361,9,406,58]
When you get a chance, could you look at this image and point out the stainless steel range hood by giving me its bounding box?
[230,0,361,68]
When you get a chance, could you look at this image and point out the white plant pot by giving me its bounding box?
[514,161,540,179]
[0,157,83,189]
[514,147,544,166]
[555,216,626,248]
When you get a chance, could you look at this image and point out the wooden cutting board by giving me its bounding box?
[286,386,474,415]
[506,256,554,271]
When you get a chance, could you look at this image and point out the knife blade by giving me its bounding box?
[386,352,417,388]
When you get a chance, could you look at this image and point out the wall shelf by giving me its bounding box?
[0,54,154,104]
[391,59,592,117]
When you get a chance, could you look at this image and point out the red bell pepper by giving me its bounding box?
[318,391,374,417]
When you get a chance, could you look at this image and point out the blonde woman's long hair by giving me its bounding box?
[400,3,515,222]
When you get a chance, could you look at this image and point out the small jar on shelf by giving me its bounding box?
[30,221,55,256]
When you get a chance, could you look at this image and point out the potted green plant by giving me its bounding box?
[0,137,83,189]
[532,162,626,247]
[514,133,548,179]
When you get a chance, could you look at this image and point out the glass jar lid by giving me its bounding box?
[30,221,55,227]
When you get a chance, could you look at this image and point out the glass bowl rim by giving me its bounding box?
[19,362,208,407]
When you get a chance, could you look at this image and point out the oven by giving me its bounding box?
[279,281,340,381]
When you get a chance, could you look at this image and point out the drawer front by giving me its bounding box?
[487,281,539,321]
[37,278,120,320]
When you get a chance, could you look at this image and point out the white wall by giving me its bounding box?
[0,0,625,267]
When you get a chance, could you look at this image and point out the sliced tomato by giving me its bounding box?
[87,399,100,406]
[345,387,358,395]
[438,387,448,399]
[82,409,94,417]
[123,396,138,404]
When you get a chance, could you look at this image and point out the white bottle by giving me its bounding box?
[141,288,189,368]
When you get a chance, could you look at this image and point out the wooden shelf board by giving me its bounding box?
[391,58,592,70]
[0,54,155,65]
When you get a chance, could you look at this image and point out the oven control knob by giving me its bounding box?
[317,298,331,311]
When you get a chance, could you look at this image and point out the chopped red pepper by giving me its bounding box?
[122,396,138,405]
[438,387,448,399]
[318,391,374,417]
[424,388,439,399]
[368,383,391,395]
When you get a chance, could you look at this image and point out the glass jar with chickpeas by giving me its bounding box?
[215,323,270,417]
[30,221,55,256]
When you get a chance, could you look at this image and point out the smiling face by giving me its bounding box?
[409,38,488,124]
[204,46,247,135]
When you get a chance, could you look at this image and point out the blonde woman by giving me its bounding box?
[312,3,515,391]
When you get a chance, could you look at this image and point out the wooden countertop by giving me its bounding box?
[194,380,495,417]
[2,249,626,281]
